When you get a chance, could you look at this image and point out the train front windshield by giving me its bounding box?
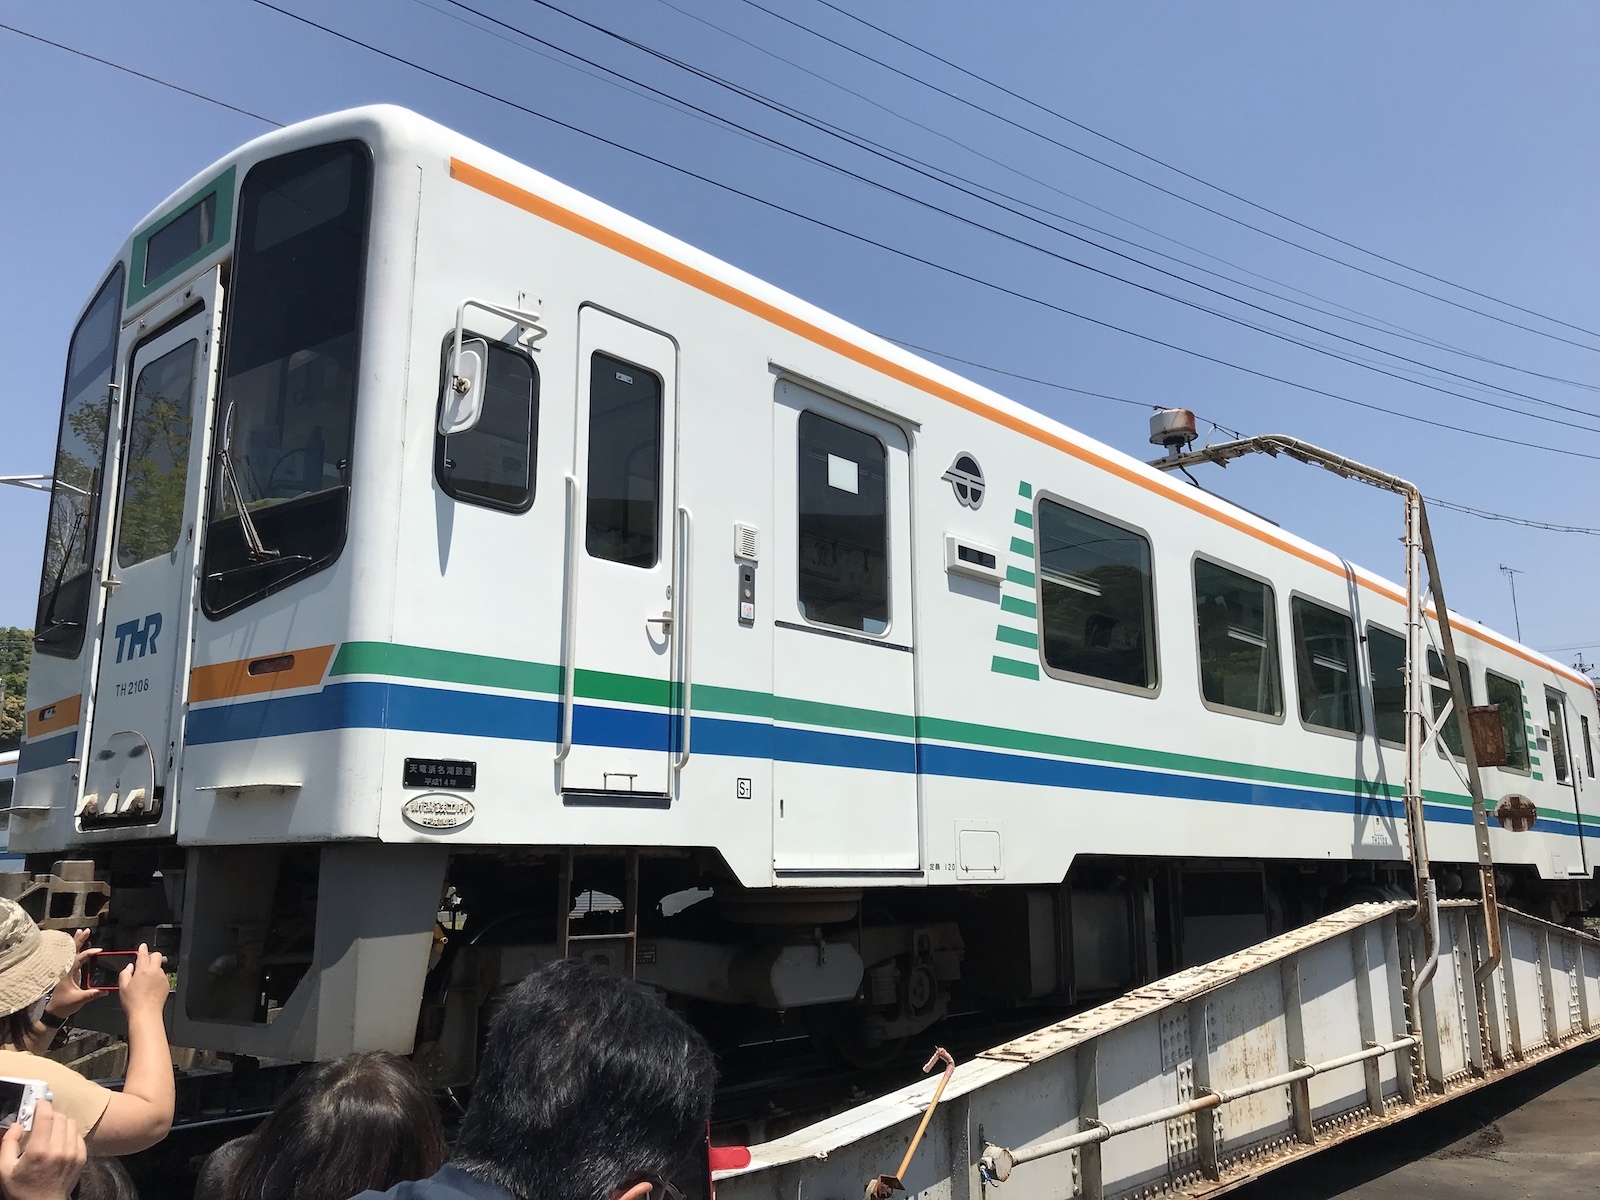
[202,141,371,617]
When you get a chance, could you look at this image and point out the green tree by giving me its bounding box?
[0,628,31,752]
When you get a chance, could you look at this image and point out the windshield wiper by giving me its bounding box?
[218,403,277,562]
[38,507,86,633]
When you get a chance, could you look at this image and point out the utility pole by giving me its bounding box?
[1498,564,1524,643]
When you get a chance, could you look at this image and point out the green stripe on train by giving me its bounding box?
[327,641,1590,825]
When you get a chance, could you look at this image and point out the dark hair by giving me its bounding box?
[223,1052,445,1200]
[454,959,717,1200]
[1,1011,37,1051]
[73,1157,138,1200]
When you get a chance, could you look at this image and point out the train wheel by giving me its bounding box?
[803,1006,906,1070]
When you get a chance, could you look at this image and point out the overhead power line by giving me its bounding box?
[651,0,1600,400]
[743,0,1600,353]
[0,21,281,126]
[445,0,1600,431]
[13,7,1600,472]
[812,0,1600,344]
[886,335,1600,538]
[242,1,1600,463]
[12,12,1600,540]
[8,16,1598,537]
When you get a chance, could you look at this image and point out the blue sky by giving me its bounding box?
[1,1,1596,664]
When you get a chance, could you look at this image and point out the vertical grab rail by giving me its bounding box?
[555,473,582,766]
[673,505,694,771]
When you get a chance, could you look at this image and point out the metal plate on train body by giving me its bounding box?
[402,757,477,791]
[401,792,476,831]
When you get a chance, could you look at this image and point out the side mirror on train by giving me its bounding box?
[439,337,488,435]
[440,297,549,437]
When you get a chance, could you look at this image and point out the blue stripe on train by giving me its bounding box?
[16,732,77,774]
[182,683,1576,834]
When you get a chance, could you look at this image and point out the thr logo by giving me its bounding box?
[114,613,163,663]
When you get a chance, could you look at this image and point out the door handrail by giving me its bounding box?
[674,504,694,772]
[555,473,582,765]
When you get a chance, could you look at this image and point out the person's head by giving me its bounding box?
[223,1052,445,1200]
[73,1157,139,1200]
[0,899,77,1048]
[454,958,717,1200]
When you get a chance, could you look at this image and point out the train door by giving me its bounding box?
[770,380,919,873]
[82,270,221,823]
[1545,688,1587,871]
[562,307,680,799]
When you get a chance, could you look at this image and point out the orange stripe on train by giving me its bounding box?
[189,645,336,703]
[448,158,1587,691]
[26,695,82,738]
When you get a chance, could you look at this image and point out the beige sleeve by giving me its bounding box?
[0,1050,113,1135]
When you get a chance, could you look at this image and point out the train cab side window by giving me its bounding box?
[1546,692,1571,784]
[436,334,538,512]
[1037,499,1156,691]
[1194,559,1280,717]
[1291,597,1361,735]
[1365,625,1405,745]
[35,265,123,658]
[1582,714,1595,778]
[586,352,662,568]
[1427,649,1471,759]
[1483,671,1530,772]
[796,411,888,633]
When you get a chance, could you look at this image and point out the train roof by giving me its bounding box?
[114,105,1586,690]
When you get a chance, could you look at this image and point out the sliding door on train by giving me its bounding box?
[81,269,222,823]
[561,307,681,800]
[769,380,920,874]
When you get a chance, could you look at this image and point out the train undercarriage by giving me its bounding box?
[16,843,1593,1083]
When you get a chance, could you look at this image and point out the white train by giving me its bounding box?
[16,107,1596,1074]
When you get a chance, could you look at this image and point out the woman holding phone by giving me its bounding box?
[0,898,173,1155]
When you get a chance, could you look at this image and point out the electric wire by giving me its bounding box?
[445,0,1600,430]
[811,0,1600,343]
[742,0,1600,351]
[13,9,1598,509]
[652,0,1600,399]
[886,336,1600,537]
[665,0,1600,397]
[243,0,1600,462]
[0,21,281,126]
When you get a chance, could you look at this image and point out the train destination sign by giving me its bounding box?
[403,757,477,791]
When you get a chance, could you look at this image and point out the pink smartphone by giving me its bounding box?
[81,950,138,990]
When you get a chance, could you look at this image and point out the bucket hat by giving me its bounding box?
[0,899,76,1017]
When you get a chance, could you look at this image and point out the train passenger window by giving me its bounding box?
[1546,693,1571,784]
[1483,671,1530,772]
[1583,714,1595,777]
[1194,559,1280,717]
[1365,625,1405,745]
[796,411,888,633]
[1427,649,1471,759]
[35,265,123,658]
[1037,499,1156,691]
[203,141,371,617]
[117,341,198,567]
[586,352,662,568]
[1291,597,1361,734]
[435,334,538,512]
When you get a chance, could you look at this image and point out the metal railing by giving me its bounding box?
[714,899,1600,1200]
